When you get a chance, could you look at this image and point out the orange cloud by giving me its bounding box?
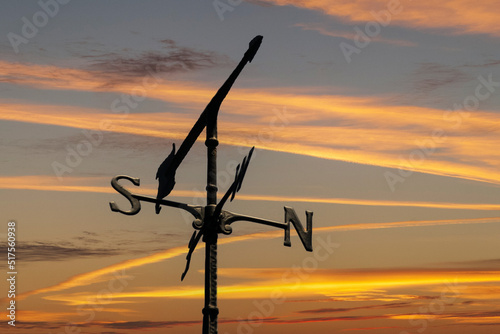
[3,58,500,186]
[44,268,500,303]
[4,175,500,211]
[260,0,500,37]
[14,244,191,302]
[12,215,500,304]
[4,99,500,187]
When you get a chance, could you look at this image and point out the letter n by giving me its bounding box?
[283,206,313,251]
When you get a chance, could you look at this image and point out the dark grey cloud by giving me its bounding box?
[438,258,500,268]
[462,59,500,68]
[101,319,201,329]
[263,314,392,324]
[245,0,277,6]
[17,310,500,332]
[398,59,499,106]
[442,310,500,319]
[297,302,411,314]
[97,229,182,249]
[412,62,470,94]
[82,39,231,86]
[15,321,123,330]
[101,318,275,329]
[1,228,183,265]
[14,318,263,331]
[14,321,63,329]
[2,241,122,262]
[73,230,103,244]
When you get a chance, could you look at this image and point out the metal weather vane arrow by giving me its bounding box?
[109,35,313,334]
[154,35,263,213]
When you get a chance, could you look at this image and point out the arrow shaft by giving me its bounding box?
[109,175,203,220]
[168,41,260,177]
[133,193,203,221]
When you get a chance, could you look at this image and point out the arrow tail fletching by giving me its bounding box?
[230,146,254,201]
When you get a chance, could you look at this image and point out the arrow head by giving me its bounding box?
[245,35,263,63]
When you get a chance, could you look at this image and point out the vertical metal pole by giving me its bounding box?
[203,113,219,333]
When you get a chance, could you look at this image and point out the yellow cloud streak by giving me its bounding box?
[3,96,500,187]
[5,59,500,139]
[4,175,500,211]
[15,245,191,302]
[12,215,500,303]
[44,269,500,303]
[2,58,495,132]
[3,58,500,185]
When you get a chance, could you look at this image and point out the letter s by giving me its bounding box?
[109,175,141,215]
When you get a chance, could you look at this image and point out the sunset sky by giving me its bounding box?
[1,1,500,333]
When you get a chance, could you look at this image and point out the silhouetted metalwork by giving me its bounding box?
[155,143,176,213]
[109,35,313,334]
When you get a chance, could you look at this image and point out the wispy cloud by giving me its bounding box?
[454,283,500,301]
[2,56,500,186]
[412,62,470,94]
[4,175,500,211]
[0,241,122,262]
[392,310,500,323]
[43,267,500,303]
[294,22,417,47]
[10,215,500,304]
[82,39,230,86]
[255,0,500,37]
[3,96,500,187]
[439,258,500,269]
[100,319,202,329]
[462,59,500,68]
[0,229,181,265]
[0,310,75,322]
[253,314,392,324]
[297,302,411,314]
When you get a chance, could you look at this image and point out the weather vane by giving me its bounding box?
[109,35,313,334]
